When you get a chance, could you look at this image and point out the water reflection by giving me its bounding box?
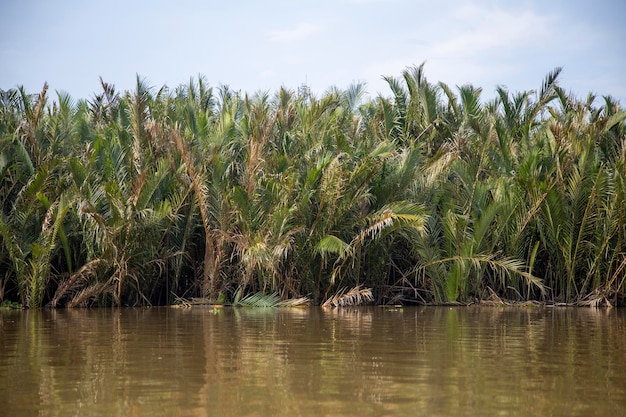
[1,307,624,416]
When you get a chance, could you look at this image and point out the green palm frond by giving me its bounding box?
[315,235,350,260]
[233,291,309,307]
[362,201,428,239]
[134,158,173,211]
[416,254,546,296]
[329,201,427,285]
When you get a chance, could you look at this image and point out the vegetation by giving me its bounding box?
[1,65,625,308]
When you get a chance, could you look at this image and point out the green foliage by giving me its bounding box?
[232,290,308,307]
[0,67,625,307]
[0,299,22,309]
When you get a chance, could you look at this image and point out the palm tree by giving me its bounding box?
[0,67,624,307]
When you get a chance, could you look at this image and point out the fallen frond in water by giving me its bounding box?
[322,285,373,308]
[233,291,309,307]
[277,296,311,307]
[171,294,192,308]
[575,289,614,308]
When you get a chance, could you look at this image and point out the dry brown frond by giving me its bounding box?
[486,287,507,305]
[576,288,614,308]
[277,296,310,307]
[67,281,115,308]
[322,285,374,308]
[131,170,147,207]
[172,294,192,308]
[50,259,106,307]
[41,200,59,233]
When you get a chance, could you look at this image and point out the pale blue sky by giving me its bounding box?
[1,0,624,102]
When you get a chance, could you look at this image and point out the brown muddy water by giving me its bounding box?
[1,306,625,417]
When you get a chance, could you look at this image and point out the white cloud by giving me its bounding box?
[267,23,322,42]
[428,4,552,58]
[357,2,558,96]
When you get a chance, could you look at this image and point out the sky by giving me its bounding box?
[1,0,625,103]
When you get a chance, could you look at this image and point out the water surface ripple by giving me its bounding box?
[1,306,624,416]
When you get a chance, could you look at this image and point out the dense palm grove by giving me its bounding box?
[1,65,625,308]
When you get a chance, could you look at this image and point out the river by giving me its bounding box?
[1,306,624,416]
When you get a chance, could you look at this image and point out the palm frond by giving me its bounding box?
[322,285,373,307]
[416,254,546,296]
[67,281,115,308]
[50,259,107,307]
[315,235,349,258]
[234,291,309,307]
